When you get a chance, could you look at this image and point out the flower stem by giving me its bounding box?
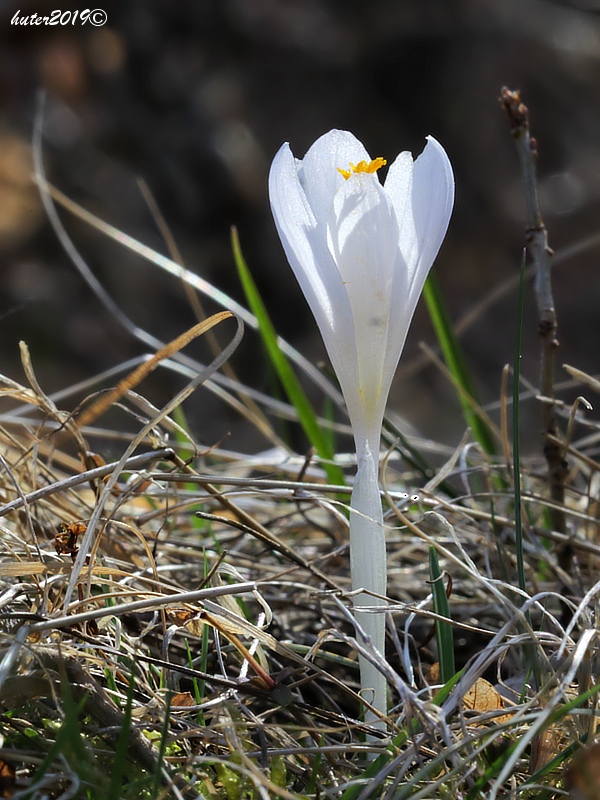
[349,437,387,729]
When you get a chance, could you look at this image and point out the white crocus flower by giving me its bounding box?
[269,129,454,725]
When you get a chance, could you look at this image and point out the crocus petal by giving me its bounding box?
[376,248,413,427]
[382,136,454,395]
[299,129,371,225]
[384,150,417,273]
[326,172,400,440]
[269,130,453,446]
[269,142,360,397]
[269,142,337,330]
[391,136,454,309]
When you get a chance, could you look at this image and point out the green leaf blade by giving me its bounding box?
[429,546,456,683]
[423,271,496,456]
[232,227,345,487]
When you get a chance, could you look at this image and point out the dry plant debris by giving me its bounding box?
[1,88,599,800]
[0,329,599,800]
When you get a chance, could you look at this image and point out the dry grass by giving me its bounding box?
[1,93,599,799]
[0,334,600,800]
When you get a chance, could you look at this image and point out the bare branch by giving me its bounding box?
[499,86,568,545]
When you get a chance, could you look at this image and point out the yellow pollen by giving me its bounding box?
[337,157,387,180]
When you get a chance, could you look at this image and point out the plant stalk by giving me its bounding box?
[349,436,387,729]
[499,87,568,547]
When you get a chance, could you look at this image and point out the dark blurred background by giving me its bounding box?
[2,0,600,456]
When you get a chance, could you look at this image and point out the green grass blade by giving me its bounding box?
[429,546,456,683]
[23,670,93,799]
[423,270,496,455]
[150,691,172,799]
[340,670,464,800]
[107,663,136,800]
[24,710,87,797]
[232,227,345,487]
[513,251,527,594]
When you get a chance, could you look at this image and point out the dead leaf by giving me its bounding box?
[171,691,195,708]
[462,678,512,726]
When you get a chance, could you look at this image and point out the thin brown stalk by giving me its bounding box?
[499,86,568,543]
[75,311,233,429]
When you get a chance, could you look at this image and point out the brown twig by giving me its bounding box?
[499,87,568,546]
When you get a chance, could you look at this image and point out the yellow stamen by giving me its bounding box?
[337,157,387,180]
